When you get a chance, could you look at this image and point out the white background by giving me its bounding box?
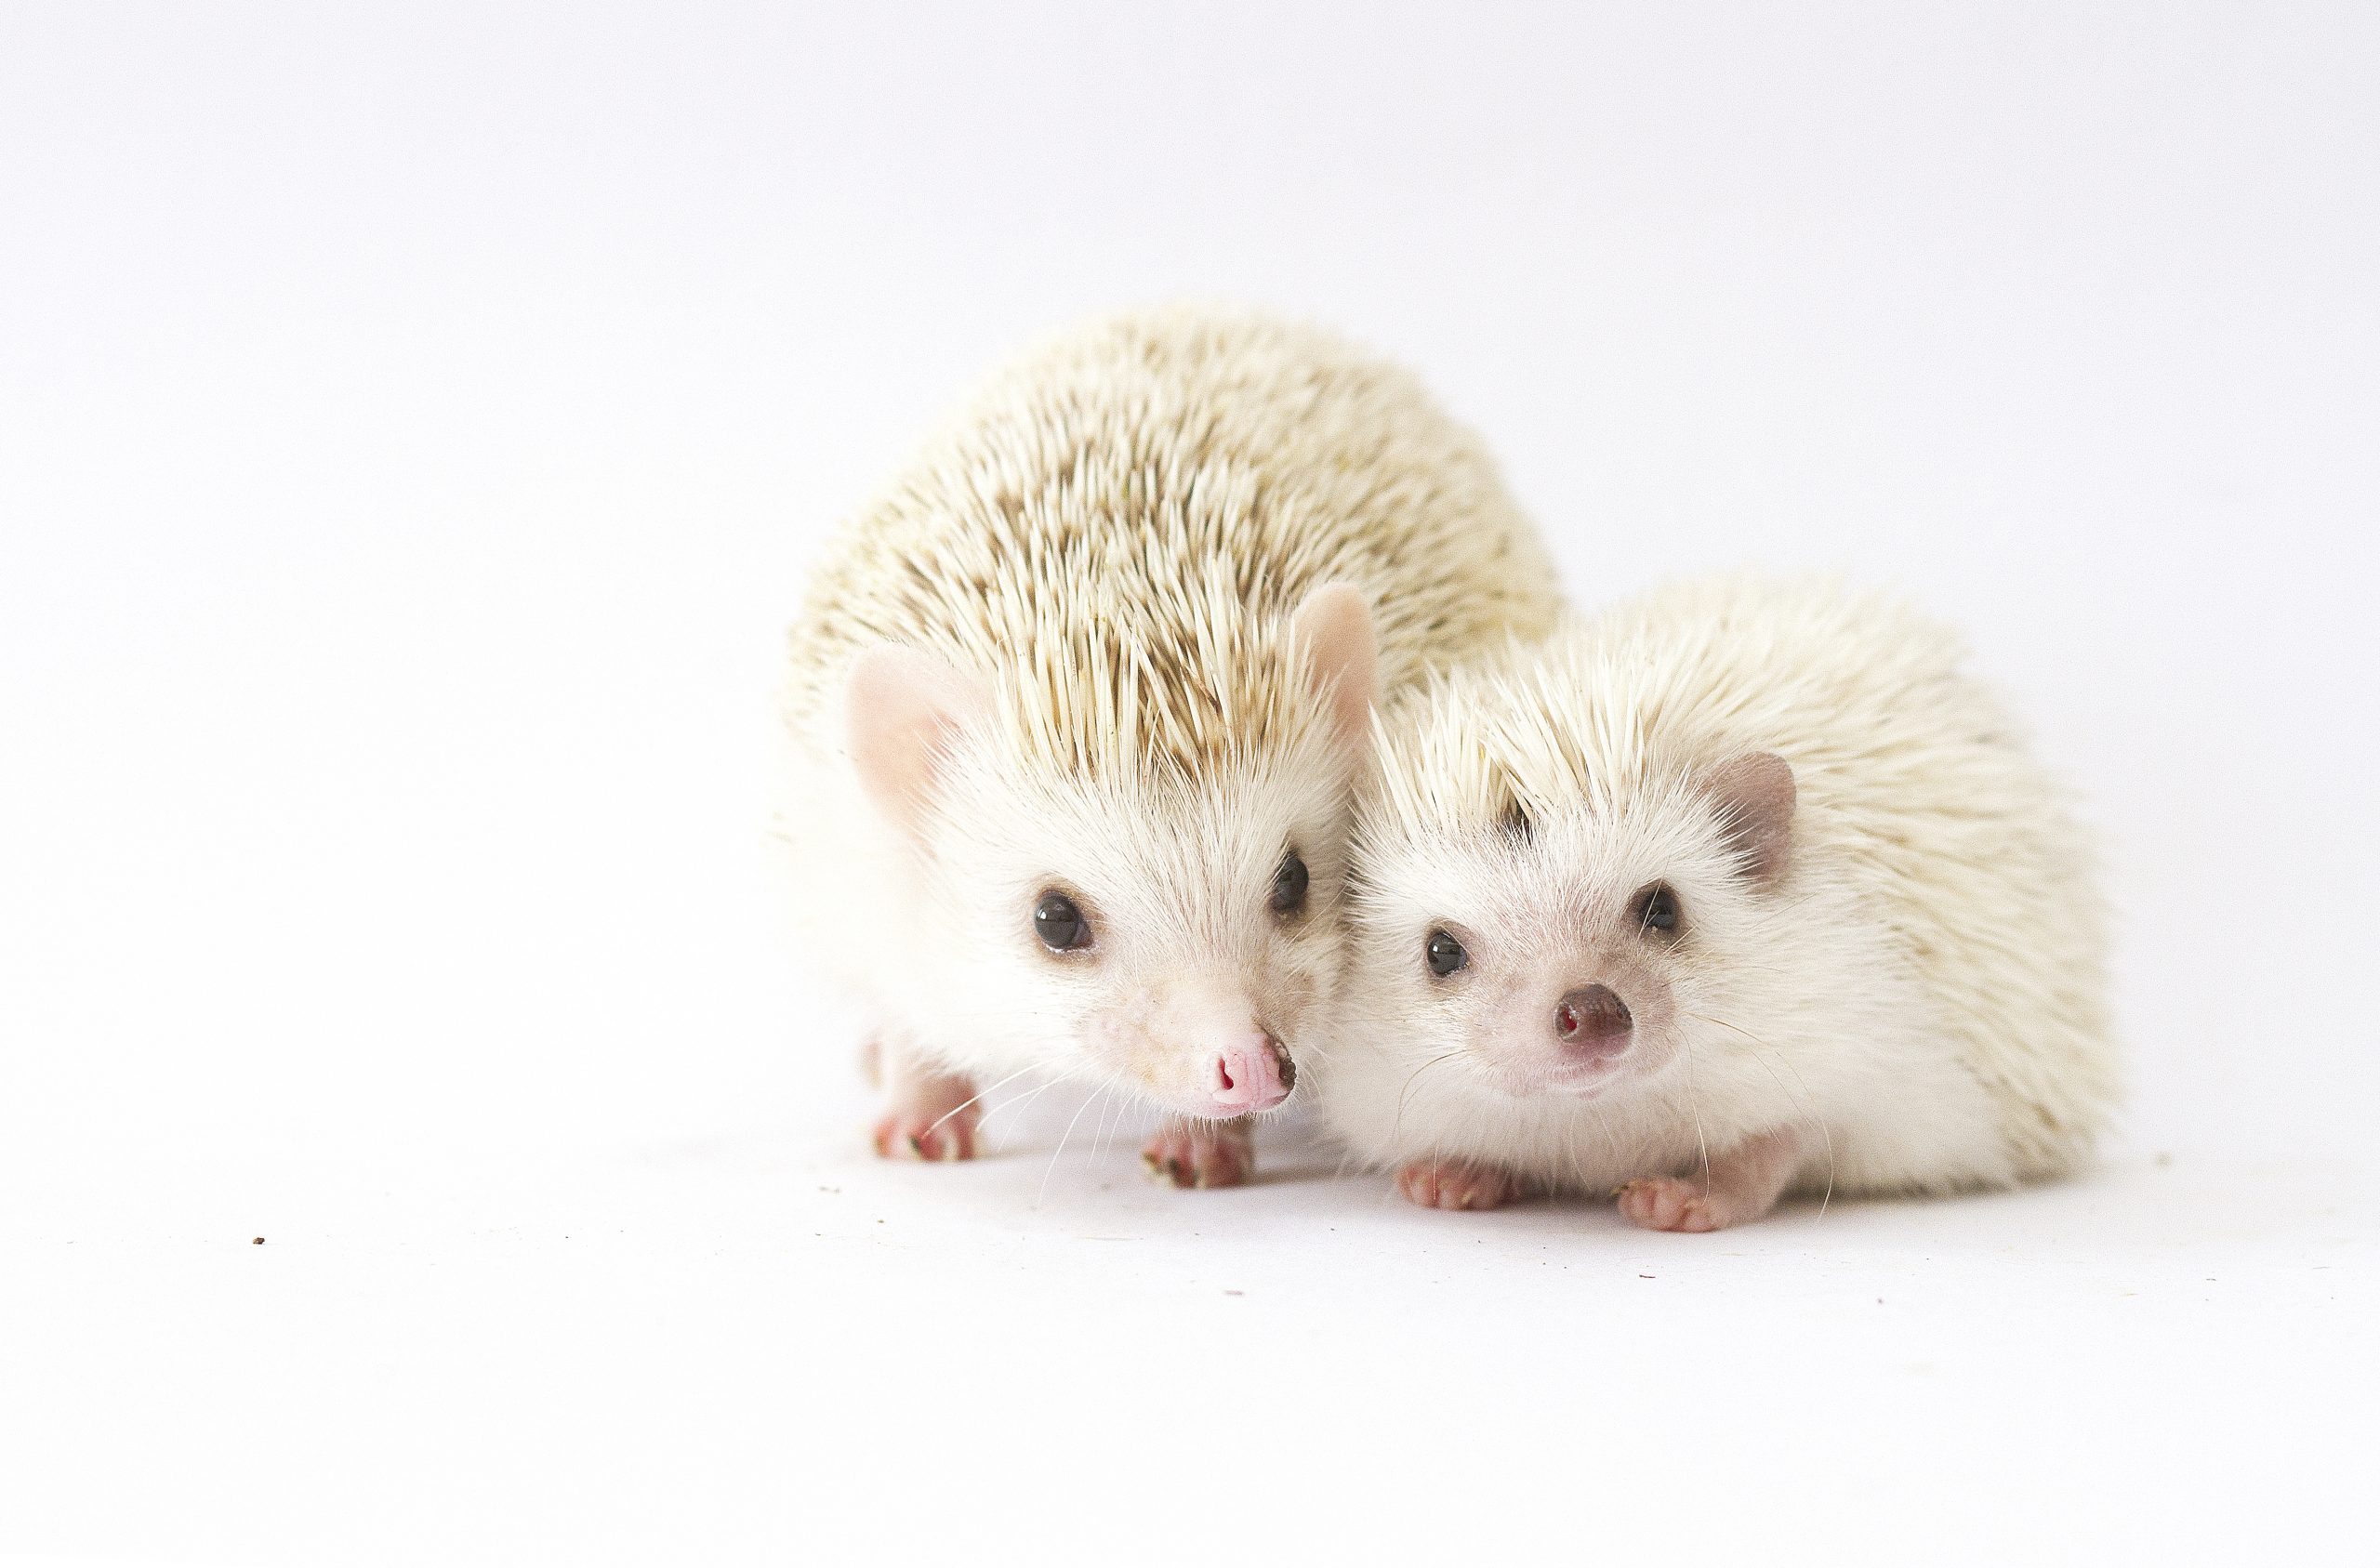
[4,4,2373,1563]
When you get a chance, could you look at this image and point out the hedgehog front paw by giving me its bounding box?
[1142,1117,1255,1189]
[1395,1156,1519,1211]
[870,1067,981,1162]
[1616,1177,1736,1232]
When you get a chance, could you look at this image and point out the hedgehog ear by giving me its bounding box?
[1699,752,1796,885]
[1289,582,1379,753]
[844,644,989,841]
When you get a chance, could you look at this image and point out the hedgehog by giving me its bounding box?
[1314,574,2119,1229]
[777,307,1560,1187]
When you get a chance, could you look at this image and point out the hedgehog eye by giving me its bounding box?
[1032,889,1092,953]
[1269,850,1309,916]
[1425,929,1469,978]
[1633,883,1681,936]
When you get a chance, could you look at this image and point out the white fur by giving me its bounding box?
[1318,574,2119,1198]
[777,307,1558,1114]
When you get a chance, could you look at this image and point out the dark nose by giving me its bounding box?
[1554,984,1632,1058]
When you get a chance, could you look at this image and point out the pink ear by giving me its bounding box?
[844,644,989,838]
[1289,582,1379,750]
[1699,752,1796,884]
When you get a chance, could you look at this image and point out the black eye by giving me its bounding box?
[1270,850,1309,916]
[1634,883,1680,935]
[1033,890,1091,952]
[1425,929,1468,977]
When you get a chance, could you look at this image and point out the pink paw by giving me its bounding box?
[1142,1118,1254,1189]
[870,1074,981,1163]
[1395,1157,1519,1211]
[1616,1177,1732,1232]
[872,1105,978,1162]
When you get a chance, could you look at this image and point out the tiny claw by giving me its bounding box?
[868,1065,982,1165]
[1396,1155,1519,1212]
[1139,1117,1256,1190]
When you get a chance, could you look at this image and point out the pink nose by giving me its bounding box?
[1208,1034,1295,1113]
[1554,984,1632,1060]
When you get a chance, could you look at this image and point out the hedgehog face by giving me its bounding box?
[917,734,1360,1117]
[840,585,1380,1117]
[1344,752,1797,1104]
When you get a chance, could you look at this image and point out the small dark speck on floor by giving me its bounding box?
[251,1237,265,1245]
[1638,1273,1654,1280]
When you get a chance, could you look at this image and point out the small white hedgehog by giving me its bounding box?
[779,307,1559,1186]
[1316,574,2118,1229]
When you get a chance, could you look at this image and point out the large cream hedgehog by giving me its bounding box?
[778,308,1559,1186]
[1317,574,2119,1228]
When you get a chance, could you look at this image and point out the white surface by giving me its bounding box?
[3,4,2374,1563]
[5,1112,2373,1565]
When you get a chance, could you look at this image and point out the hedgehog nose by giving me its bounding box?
[1208,1033,1294,1114]
[1554,985,1632,1058]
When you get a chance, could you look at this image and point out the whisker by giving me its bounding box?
[1682,1030,1712,1197]
[1088,1090,1119,1166]
[1036,1087,1104,1209]
[1561,1117,1592,1199]
[1584,1095,1625,1172]
[1392,1051,1464,1146]
[923,1061,1043,1136]
[1687,1011,1837,1219]
[1330,1144,1361,1184]
[986,1067,1061,1121]
[978,1075,1062,1140]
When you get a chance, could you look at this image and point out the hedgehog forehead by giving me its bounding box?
[1357,673,1747,952]
[1357,800,1715,943]
[959,732,1346,927]
[1366,643,1728,853]
[1527,797,1738,902]
[981,582,1330,783]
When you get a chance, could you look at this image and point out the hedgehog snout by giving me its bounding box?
[1205,1032,1294,1115]
[1115,981,1299,1116]
[1554,984,1632,1060]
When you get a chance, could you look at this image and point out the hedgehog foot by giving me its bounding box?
[1395,1155,1520,1211]
[1616,1127,1805,1232]
[1142,1116,1254,1189]
[869,1048,980,1162]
